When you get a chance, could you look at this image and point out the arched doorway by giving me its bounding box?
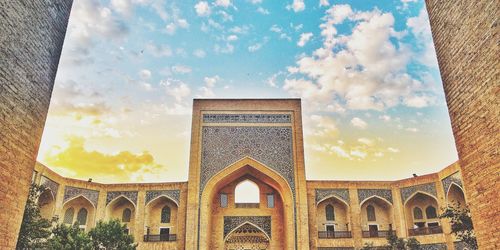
[199,157,295,250]
[224,223,270,250]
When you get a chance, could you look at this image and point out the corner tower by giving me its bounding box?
[184,99,310,249]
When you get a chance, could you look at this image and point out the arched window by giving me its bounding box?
[161,206,171,223]
[235,180,260,204]
[426,206,437,219]
[367,205,376,221]
[76,208,88,226]
[325,204,335,221]
[122,208,132,222]
[63,207,74,224]
[413,207,423,219]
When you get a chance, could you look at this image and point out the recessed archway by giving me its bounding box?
[199,157,295,250]
[404,192,442,236]
[316,196,350,238]
[224,222,270,250]
[38,189,55,220]
[106,196,136,235]
[447,183,466,208]
[144,195,179,242]
[360,196,394,238]
[61,195,95,231]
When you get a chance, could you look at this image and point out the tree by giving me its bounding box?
[440,202,477,249]
[16,184,54,249]
[88,219,137,250]
[386,232,420,250]
[47,223,92,250]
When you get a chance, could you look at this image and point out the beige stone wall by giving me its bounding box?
[0,1,72,248]
[425,1,499,249]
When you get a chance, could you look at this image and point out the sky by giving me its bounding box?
[37,0,458,183]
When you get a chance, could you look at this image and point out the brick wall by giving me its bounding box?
[425,1,499,249]
[0,1,72,248]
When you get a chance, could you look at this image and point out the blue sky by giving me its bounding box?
[38,0,458,183]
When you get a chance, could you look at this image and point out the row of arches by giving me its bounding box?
[316,183,466,238]
[39,192,179,238]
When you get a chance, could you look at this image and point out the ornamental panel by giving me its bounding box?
[421,243,447,250]
[200,126,294,195]
[40,175,59,197]
[400,183,437,203]
[63,186,99,207]
[357,189,393,204]
[145,190,181,205]
[203,114,291,123]
[442,172,463,195]
[315,189,350,204]
[106,191,138,206]
[223,216,271,239]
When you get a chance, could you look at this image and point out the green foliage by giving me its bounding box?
[88,219,137,250]
[386,231,420,250]
[47,223,92,250]
[16,184,54,249]
[360,242,374,250]
[440,202,477,249]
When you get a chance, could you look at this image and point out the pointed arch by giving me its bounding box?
[403,191,439,206]
[325,204,335,221]
[122,208,132,222]
[161,206,171,223]
[76,208,88,226]
[360,195,393,207]
[146,194,180,207]
[199,156,295,250]
[316,194,350,208]
[106,195,137,209]
[63,207,74,224]
[63,194,96,209]
[234,179,260,203]
[223,221,271,242]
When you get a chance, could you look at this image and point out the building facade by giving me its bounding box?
[33,99,469,250]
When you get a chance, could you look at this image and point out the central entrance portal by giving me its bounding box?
[224,223,270,250]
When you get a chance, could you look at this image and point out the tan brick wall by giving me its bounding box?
[0,1,72,248]
[425,1,499,249]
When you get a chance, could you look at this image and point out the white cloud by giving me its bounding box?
[407,8,438,67]
[379,115,391,122]
[350,149,367,159]
[163,80,191,102]
[165,23,177,35]
[308,115,338,137]
[139,69,151,79]
[248,38,269,52]
[297,32,313,47]
[195,1,211,17]
[198,75,220,98]
[287,0,305,12]
[171,65,192,74]
[404,95,435,108]
[257,7,270,15]
[177,19,189,28]
[319,0,329,7]
[215,0,232,8]
[282,5,436,112]
[387,147,400,153]
[227,35,238,41]
[146,42,173,57]
[204,75,220,88]
[406,127,419,132]
[351,117,367,129]
[249,0,262,4]
[217,10,233,22]
[193,49,207,58]
[331,145,351,159]
[358,137,374,146]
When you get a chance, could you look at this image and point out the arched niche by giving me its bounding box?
[38,189,55,220]
[316,196,350,234]
[404,192,441,235]
[199,157,294,250]
[144,195,179,240]
[106,196,136,234]
[224,222,270,250]
[360,196,394,236]
[61,195,95,231]
[447,183,466,208]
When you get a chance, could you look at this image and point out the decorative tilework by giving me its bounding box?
[315,189,350,204]
[223,216,271,239]
[400,183,437,203]
[421,243,447,250]
[40,175,59,197]
[358,189,393,204]
[145,190,181,205]
[106,191,138,206]
[453,241,469,250]
[63,186,99,207]
[200,126,295,195]
[442,172,463,195]
[203,114,291,123]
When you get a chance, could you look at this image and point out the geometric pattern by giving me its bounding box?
[145,190,181,205]
[442,172,463,195]
[400,183,437,203]
[357,189,393,204]
[200,126,295,196]
[63,186,99,207]
[315,189,350,204]
[223,216,272,239]
[203,113,291,123]
[106,191,138,206]
[420,243,447,250]
[40,175,59,197]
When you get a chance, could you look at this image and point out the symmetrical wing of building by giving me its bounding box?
[33,99,469,250]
